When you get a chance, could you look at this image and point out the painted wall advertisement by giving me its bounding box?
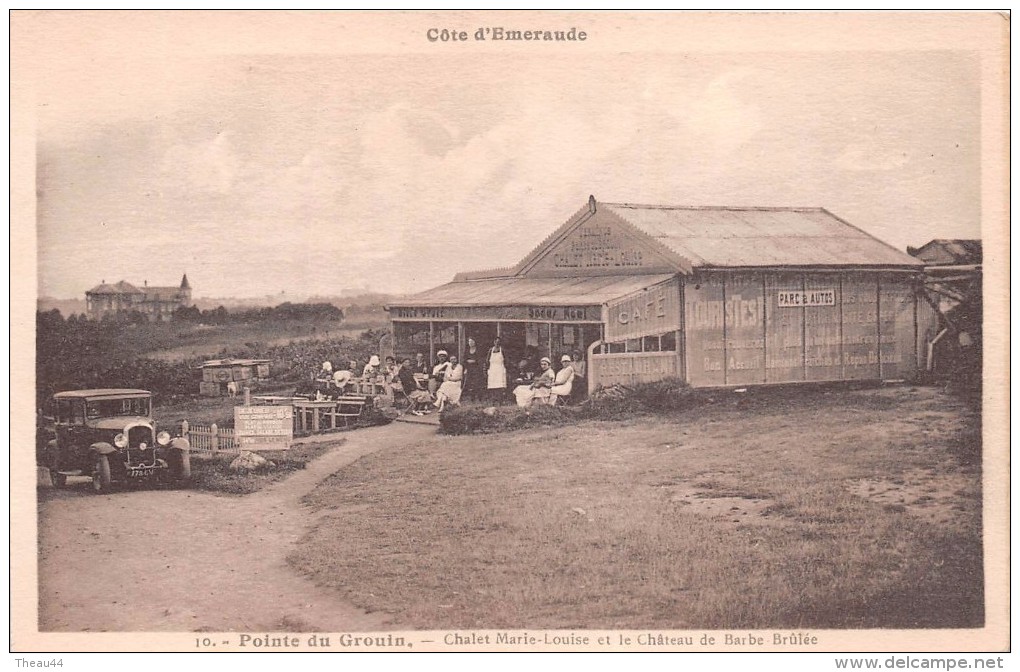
[684,273,916,387]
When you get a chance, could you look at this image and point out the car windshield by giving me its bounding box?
[85,397,150,419]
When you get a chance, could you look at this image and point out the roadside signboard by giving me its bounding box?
[234,405,293,450]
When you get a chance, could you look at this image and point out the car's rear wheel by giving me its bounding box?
[91,454,112,494]
[49,470,66,488]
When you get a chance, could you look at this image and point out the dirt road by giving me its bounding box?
[37,422,433,632]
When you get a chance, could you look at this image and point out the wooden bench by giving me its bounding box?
[334,394,369,427]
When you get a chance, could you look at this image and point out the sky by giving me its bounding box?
[29,17,985,300]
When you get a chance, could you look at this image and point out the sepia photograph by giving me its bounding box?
[10,10,1009,658]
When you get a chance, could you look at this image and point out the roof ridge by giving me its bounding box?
[603,202,826,212]
[453,267,517,282]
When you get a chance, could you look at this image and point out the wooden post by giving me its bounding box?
[210,423,219,452]
[428,321,435,366]
[244,387,251,407]
[181,419,189,442]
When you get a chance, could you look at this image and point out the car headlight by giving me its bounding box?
[157,431,171,446]
[113,433,128,448]
[139,442,148,450]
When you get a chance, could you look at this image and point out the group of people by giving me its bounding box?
[314,338,586,414]
[315,355,395,398]
[394,338,585,414]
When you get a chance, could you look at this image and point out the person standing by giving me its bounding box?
[485,337,508,404]
[462,338,482,401]
[413,352,429,376]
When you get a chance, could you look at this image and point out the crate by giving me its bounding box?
[199,381,223,397]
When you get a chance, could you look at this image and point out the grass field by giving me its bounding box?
[138,317,389,362]
[290,384,982,630]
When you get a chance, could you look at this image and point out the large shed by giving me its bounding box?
[387,196,926,391]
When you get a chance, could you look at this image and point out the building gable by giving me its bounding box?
[516,199,693,278]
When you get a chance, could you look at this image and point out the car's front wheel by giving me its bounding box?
[171,449,191,483]
[91,454,112,494]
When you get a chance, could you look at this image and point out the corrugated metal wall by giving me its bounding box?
[683,271,919,387]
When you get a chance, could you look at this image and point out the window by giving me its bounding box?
[661,331,677,352]
[643,335,660,352]
[56,400,72,424]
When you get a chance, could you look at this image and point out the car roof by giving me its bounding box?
[53,389,152,400]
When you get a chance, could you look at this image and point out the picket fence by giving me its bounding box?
[180,419,241,453]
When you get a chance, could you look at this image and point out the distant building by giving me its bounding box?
[85,274,192,322]
[907,239,982,267]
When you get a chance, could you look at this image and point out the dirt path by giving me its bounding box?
[37,422,434,633]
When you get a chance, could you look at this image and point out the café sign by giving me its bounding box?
[605,278,681,340]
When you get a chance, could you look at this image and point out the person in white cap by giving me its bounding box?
[430,350,450,394]
[434,354,464,412]
[362,354,381,379]
[513,356,555,407]
[548,355,576,404]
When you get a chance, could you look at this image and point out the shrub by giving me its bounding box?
[439,404,576,435]
[586,377,698,416]
[438,378,700,435]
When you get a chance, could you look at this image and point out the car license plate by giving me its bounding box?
[128,467,156,478]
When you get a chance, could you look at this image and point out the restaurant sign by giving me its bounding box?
[390,304,602,322]
[234,405,293,450]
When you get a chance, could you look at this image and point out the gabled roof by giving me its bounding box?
[86,280,143,295]
[908,239,982,266]
[601,203,922,268]
[113,280,142,294]
[86,282,119,294]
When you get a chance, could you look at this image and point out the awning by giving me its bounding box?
[390,274,677,308]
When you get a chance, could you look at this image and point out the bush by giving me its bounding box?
[586,377,699,416]
[439,403,575,435]
[438,378,701,435]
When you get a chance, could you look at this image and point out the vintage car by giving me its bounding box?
[37,389,190,493]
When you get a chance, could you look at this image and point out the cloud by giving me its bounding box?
[161,132,239,194]
[835,142,910,171]
[681,69,764,156]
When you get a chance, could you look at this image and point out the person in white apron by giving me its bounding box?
[485,337,508,404]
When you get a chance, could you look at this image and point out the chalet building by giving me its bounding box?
[388,196,931,392]
[85,274,192,322]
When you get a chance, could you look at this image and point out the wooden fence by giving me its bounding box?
[181,419,242,453]
[587,351,681,393]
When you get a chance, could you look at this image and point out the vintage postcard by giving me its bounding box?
[10,10,1009,658]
